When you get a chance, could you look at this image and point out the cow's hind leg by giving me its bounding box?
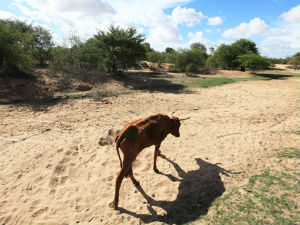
[127,167,140,186]
[153,144,161,173]
[110,154,136,210]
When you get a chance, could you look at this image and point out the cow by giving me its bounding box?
[110,113,181,210]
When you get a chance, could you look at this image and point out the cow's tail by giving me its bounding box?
[115,134,123,168]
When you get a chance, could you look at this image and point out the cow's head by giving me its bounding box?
[170,116,181,137]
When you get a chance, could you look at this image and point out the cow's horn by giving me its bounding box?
[179,117,191,121]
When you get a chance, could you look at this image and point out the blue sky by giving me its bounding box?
[1,0,299,57]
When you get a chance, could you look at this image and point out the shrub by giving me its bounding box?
[237,54,271,70]
[185,63,198,75]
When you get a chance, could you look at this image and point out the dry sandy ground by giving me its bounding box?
[0,76,300,225]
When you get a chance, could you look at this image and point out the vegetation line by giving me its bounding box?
[183,76,271,88]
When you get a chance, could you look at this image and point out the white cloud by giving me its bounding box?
[259,37,296,58]
[187,31,215,49]
[171,6,205,26]
[258,5,300,57]
[207,16,223,26]
[10,0,194,50]
[205,29,212,33]
[280,4,300,23]
[222,17,269,38]
[144,9,182,50]
[0,10,15,19]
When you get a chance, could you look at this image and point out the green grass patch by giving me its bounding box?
[183,76,270,88]
[291,130,300,135]
[196,148,300,225]
[253,71,300,79]
[276,147,300,159]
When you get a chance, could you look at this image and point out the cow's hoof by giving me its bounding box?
[154,168,160,174]
[109,201,118,210]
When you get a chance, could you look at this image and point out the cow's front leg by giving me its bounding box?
[153,144,161,173]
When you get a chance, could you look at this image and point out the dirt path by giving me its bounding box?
[0,77,299,225]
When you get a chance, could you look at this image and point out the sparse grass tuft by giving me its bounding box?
[62,89,134,101]
[276,147,300,159]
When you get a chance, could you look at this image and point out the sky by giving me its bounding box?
[0,0,299,58]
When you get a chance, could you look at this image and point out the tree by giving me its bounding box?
[206,54,218,68]
[214,44,238,69]
[288,52,300,65]
[212,39,260,70]
[0,19,34,75]
[190,42,207,53]
[31,26,54,66]
[175,48,207,73]
[63,33,83,66]
[165,47,176,54]
[142,42,153,52]
[231,39,258,55]
[237,54,271,70]
[147,51,164,64]
[79,38,103,68]
[94,25,146,73]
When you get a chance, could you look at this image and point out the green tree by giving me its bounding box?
[79,38,103,68]
[214,44,238,69]
[147,51,164,64]
[0,19,34,75]
[237,53,270,70]
[63,33,83,66]
[190,42,207,53]
[94,25,146,73]
[142,42,153,52]
[231,39,258,55]
[288,52,300,65]
[206,54,218,68]
[31,26,54,66]
[50,46,69,69]
[213,39,259,69]
[175,48,206,73]
[165,47,176,54]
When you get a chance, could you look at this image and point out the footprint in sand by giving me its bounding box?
[31,207,48,218]
[98,128,121,146]
[49,156,71,187]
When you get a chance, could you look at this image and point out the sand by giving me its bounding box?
[0,75,300,225]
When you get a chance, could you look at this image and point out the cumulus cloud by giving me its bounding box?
[0,10,15,19]
[146,9,182,48]
[207,16,223,26]
[259,5,300,57]
[222,17,269,38]
[10,0,194,49]
[187,31,215,50]
[280,4,300,23]
[259,37,297,58]
[171,6,205,26]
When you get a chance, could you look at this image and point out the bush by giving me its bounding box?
[207,55,218,69]
[185,63,198,75]
[0,19,34,75]
[237,54,271,70]
[288,52,300,65]
[175,49,206,72]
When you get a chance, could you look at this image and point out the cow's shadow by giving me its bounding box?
[119,155,230,224]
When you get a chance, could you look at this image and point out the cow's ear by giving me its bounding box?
[171,117,180,125]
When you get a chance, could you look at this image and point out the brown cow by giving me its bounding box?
[111,113,181,210]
